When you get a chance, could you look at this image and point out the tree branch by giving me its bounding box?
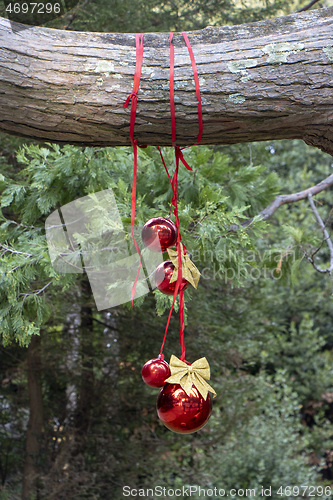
[0,244,33,257]
[297,0,321,13]
[2,9,333,156]
[19,281,52,299]
[232,172,333,230]
[91,317,119,331]
[260,173,333,221]
[229,173,333,274]
[306,193,333,273]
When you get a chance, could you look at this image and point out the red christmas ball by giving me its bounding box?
[142,358,171,388]
[154,260,188,295]
[141,217,177,252]
[157,383,212,434]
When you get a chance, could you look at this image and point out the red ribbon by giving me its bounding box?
[157,146,172,185]
[169,33,176,147]
[123,33,144,144]
[124,33,144,306]
[159,33,197,363]
[182,32,203,146]
[124,32,202,359]
[159,161,184,360]
[163,32,202,361]
[160,156,187,362]
[169,34,188,362]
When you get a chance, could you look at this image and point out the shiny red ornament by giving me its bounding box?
[141,217,177,252]
[155,260,188,295]
[157,383,212,434]
[141,358,171,388]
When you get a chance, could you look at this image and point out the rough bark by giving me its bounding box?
[1,8,333,154]
[22,334,43,500]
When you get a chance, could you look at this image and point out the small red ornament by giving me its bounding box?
[142,357,171,388]
[155,260,188,295]
[141,217,177,252]
[157,383,212,434]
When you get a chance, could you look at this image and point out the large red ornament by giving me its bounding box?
[155,260,188,295]
[141,358,171,388]
[141,217,177,252]
[157,383,212,434]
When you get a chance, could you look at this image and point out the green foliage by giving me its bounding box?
[185,375,323,498]
[0,141,277,343]
[2,132,333,496]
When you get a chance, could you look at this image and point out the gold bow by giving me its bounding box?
[164,355,216,400]
[167,246,201,289]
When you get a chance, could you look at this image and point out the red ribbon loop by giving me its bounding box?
[124,33,144,145]
[124,33,144,306]
[123,92,137,109]
[176,146,192,171]
[182,32,203,145]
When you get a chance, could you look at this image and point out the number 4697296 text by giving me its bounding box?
[6,3,61,15]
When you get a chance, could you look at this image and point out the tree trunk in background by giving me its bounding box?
[74,279,94,439]
[1,9,333,155]
[64,308,80,424]
[21,334,43,500]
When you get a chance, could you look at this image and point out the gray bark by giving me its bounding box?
[1,8,333,154]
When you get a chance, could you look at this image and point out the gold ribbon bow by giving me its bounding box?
[165,355,216,400]
[167,246,201,289]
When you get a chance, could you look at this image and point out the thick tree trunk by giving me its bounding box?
[22,334,43,500]
[1,8,333,155]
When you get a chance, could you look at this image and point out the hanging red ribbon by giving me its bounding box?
[159,33,193,363]
[182,31,203,146]
[159,161,184,361]
[169,32,176,147]
[123,33,144,306]
[124,32,202,360]
[156,160,187,361]
[123,33,144,142]
[159,32,203,362]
